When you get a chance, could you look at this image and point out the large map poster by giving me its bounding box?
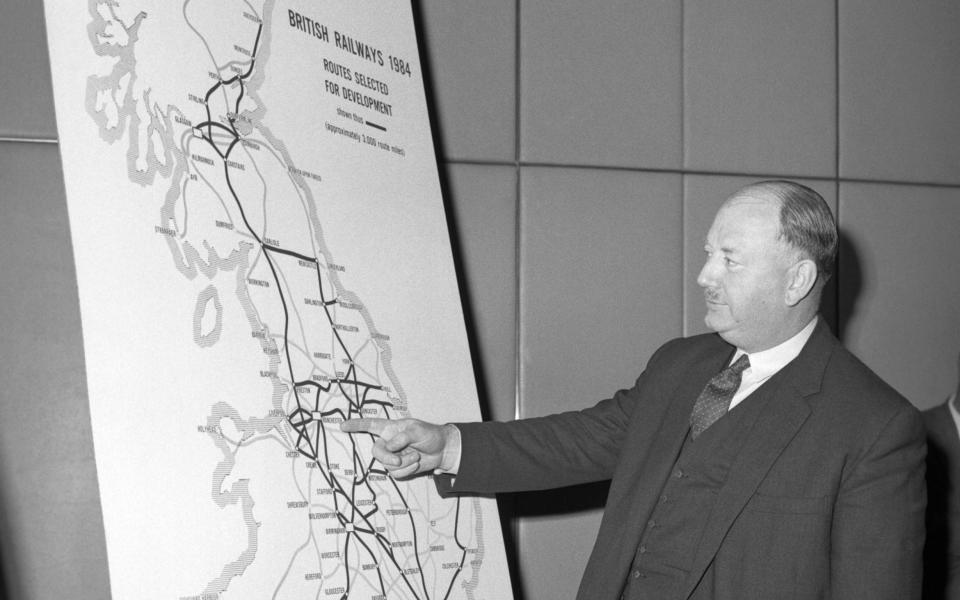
[44,1,512,598]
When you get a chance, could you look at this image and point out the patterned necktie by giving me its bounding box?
[689,354,751,439]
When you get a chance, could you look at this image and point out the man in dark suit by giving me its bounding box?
[343,181,926,599]
[923,353,960,599]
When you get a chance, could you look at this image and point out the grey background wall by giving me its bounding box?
[2,0,959,598]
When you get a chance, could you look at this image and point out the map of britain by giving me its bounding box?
[43,0,512,598]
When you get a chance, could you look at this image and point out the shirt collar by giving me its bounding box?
[948,392,960,439]
[732,316,818,379]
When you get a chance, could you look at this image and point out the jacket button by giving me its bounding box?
[639,545,647,554]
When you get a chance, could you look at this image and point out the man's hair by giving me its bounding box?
[742,180,838,281]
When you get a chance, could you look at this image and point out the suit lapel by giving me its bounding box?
[679,320,836,598]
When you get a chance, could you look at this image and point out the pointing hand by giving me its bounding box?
[341,417,455,479]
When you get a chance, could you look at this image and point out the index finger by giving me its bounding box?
[340,417,390,436]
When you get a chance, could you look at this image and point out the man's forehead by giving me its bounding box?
[706,195,781,246]
[723,190,781,215]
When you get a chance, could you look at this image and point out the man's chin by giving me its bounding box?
[703,305,719,321]
[703,311,731,334]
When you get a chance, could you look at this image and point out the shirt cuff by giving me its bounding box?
[434,423,462,475]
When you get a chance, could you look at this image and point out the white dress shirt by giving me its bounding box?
[728,316,818,410]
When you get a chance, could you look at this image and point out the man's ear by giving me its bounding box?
[785,259,818,307]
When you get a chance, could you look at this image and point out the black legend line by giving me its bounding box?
[365,121,386,132]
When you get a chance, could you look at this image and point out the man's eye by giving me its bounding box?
[724,257,737,267]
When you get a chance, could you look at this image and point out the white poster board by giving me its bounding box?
[44,1,512,598]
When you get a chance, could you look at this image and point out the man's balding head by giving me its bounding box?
[733,180,838,284]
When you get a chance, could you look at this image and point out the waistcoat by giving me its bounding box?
[620,390,770,600]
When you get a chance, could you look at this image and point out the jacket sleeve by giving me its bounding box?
[432,337,688,496]
[438,383,638,494]
[830,404,927,599]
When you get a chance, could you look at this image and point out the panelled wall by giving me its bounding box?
[1,1,958,599]
[418,0,960,598]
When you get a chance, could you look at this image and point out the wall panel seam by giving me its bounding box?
[834,0,840,182]
[0,137,58,144]
[834,0,842,335]
[442,160,960,191]
[514,0,523,423]
[680,0,687,338]
[681,175,688,338]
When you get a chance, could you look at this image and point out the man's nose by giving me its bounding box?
[697,256,718,289]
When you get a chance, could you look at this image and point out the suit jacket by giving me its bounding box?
[438,320,926,599]
[922,400,960,600]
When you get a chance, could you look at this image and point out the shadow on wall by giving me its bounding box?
[0,540,10,600]
[0,445,20,600]
[512,481,611,519]
[923,425,957,600]
[834,230,862,343]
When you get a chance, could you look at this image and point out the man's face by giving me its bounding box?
[697,195,796,352]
